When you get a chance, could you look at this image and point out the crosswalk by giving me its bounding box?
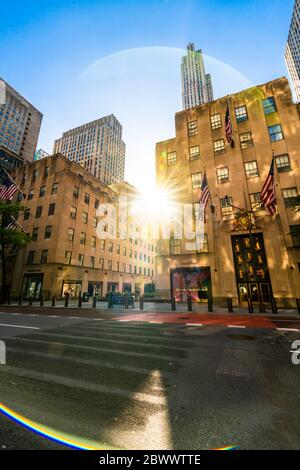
[0,320,200,450]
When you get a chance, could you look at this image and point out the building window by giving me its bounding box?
[191,172,202,189]
[27,251,35,264]
[35,206,42,218]
[244,161,259,178]
[275,154,291,173]
[91,236,96,248]
[92,217,97,228]
[250,193,261,211]
[108,242,113,252]
[240,131,253,149]
[32,227,38,240]
[70,206,77,219]
[80,232,86,245]
[32,169,39,181]
[67,228,74,241]
[189,145,200,160]
[82,211,88,224]
[213,139,225,155]
[108,260,112,270]
[44,166,50,177]
[262,97,277,115]
[51,182,58,194]
[84,192,90,204]
[188,120,198,136]
[220,197,233,218]
[167,151,177,166]
[73,186,79,198]
[44,225,52,239]
[116,244,120,254]
[193,202,200,219]
[78,254,84,266]
[99,258,104,269]
[41,250,48,263]
[39,186,46,197]
[170,237,181,255]
[268,124,284,142]
[28,189,34,200]
[210,113,222,130]
[235,105,248,123]
[90,256,95,268]
[48,203,55,216]
[123,247,126,256]
[290,225,300,248]
[65,251,72,265]
[100,240,105,250]
[94,198,99,209]
[282,187,298,207]
[24,209,30,221]
[217,167,229,183]
[168,177,178,189]
[122,263,126,273]
[196,234,209,253]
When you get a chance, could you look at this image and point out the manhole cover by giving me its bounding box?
[227,334,256,341]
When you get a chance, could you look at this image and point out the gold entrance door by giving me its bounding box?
[249,283,260,303]
[259,283,271,303]
[238,283,249,305]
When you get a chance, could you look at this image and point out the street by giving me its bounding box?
[0,310,299,450]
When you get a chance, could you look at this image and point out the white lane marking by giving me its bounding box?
[118,319,129,322]
[0,323,39,330]
[49,315,59,318]
[227,325,246,329]
[93,319,105,321]
[186,323,203,327]
[149,321,163,324]
[276,328,300,332]
[67,317,80,319]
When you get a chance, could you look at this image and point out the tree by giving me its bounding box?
[0,201,31,303]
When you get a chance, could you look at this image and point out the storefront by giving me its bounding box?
[170,267,211,302]
[122,283,132,293]
[88,281,103,297]
[107,282,119,293]
[61,280,82,299]
[21,273,44,300]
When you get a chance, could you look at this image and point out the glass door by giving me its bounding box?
[259,283,271,303]
[249,283,260,303]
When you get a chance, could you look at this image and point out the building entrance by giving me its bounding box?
[232,234,272,306]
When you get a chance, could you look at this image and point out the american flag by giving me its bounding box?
[199,172,210,223]
[0,173,18,201]
[5,216,18,230]
[225,102,234,145]
[260,158,276,215]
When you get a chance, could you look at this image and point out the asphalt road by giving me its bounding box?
[0,311,299,450]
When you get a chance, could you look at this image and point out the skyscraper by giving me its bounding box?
[285,0,300,102]
[53,114,125,185]
[181,42,214,110]
[0,78,43,171]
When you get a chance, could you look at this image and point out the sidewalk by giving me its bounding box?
[1,300,299,319]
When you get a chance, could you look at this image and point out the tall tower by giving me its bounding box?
[285,0,300,102]
[181,42,214,110]
[53,114,125,185]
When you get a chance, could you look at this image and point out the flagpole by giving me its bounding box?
[2,168,24,200]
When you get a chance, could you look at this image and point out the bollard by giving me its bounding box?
[259,302,266,313]
[296,298,300,315]
[227,297,233,313]
[187,296,192,312]
[29,297,33,306]
[18,296,22,306]
[92,296,97,308]
[40,296,44,307]
[108,292,113,309]
[64,295,69,308]
[271,297,278,314]
[125,294,128,309]
[171,297,176,311]
[208,296,213,313]
[78,295,82,308]
[247,297,253,314]
[52,295,56,307]
[139,296,144,310]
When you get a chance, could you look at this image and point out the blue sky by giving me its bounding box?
[0,0,294,192]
